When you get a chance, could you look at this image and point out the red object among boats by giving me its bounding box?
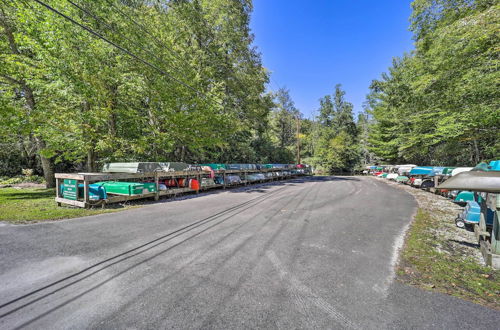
[189,179,200,191]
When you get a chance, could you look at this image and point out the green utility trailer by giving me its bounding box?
[94,181,157,196]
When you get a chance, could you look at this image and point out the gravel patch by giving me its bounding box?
[374,177,483,264]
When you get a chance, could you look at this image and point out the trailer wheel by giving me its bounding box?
[455,218,465,229]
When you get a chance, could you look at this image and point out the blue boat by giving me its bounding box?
[61,183,107,200]
[455,200,495,229]
[431,167,446,175]
[472,160,500,172]
[455,201,480,228]
[488,160,500,171]
[409,166,434,176]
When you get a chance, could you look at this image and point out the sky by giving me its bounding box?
[249,0,415,118]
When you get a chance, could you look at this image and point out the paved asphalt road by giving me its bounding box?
[0,176,499,329]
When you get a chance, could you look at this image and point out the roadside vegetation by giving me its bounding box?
[0,176,45,186]
[0,0,361,188]
[0,188,123,223]
[362,0,499,165]
[380,179,500,310]
[399,210,499,310]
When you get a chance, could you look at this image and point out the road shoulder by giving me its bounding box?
[372,177,500,310]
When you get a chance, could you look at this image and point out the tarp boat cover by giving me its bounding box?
[437,171,500,193]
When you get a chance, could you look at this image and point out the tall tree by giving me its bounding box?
[0,0,284,181]
[366,0,499,165]
[314,85,360,173]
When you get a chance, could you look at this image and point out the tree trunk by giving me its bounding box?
[87,148,96,172]
[1,12,55,187]
[180,146,186,162]
[24,85,55,187]
[35,137,55,188]
[473,139,480,164]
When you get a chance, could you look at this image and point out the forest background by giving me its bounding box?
[0,0,498,187]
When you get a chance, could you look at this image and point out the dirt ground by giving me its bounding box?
[378,177,483,263]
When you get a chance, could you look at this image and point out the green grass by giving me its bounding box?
[398,209,500,309]
[0,188,126,223]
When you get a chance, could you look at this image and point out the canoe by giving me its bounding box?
[94,181,157,195]
[409,167,434,176]
[442,167,456,175]
[432,167,446,175]
[489,160,500,171]
[396,176,409,183]
[200,163,226,170]
[102,162,189,173]
[437,171,500,193]
[454,191,475,204]
[451,167,473,176]
[397,165,416,175]
[387,173,399,180]
[471,160,500,172]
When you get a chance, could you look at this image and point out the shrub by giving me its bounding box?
[0,175,46,185]
[22,168,34,177]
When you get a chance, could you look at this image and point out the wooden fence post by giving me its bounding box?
[56,177,61,206]
[83,177,90,209]
[154,171,160,201]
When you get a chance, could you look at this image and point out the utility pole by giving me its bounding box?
[296,115,301,164]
